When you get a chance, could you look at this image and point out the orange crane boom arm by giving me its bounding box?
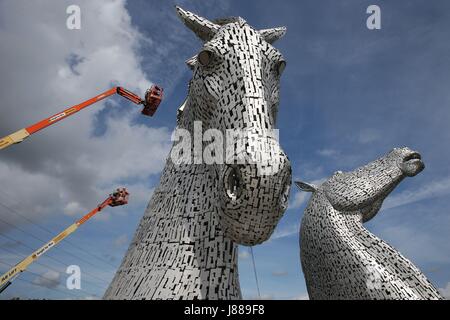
[0,85,162,150]
[26,87,119,135]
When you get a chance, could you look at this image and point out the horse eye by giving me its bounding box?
[277,60,286,75]
[198,49,213,67]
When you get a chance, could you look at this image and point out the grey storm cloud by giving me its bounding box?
[0,0,172,231]
[0,0,232,233]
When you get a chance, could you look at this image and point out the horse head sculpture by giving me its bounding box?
[176,6,292,245]
[296,147,442,299]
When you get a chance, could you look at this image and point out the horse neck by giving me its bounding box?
[140,126,241,298]
[303,191,441,299]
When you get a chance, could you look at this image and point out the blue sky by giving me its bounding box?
[0,0,449,299]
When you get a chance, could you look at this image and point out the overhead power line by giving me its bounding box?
[0,260,94,300]
[0,244,107,292]
[0,196,119,269]
[0,231,111,285]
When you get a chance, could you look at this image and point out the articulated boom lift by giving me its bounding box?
[0,85,163,150]
[0,188,130,294]
[0,85,160,293]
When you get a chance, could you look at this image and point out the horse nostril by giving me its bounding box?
[225,166,242,201]
[403,152,421,162]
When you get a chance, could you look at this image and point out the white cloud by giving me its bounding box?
[78,116,170,184]
[246,293,274,300]
[32,270,61,289]
[357,128,381,144]
[298,164,325,181]
[0,0,171,229]
[270,223,299,240]
[289,177,325,209]
[289,192,309,210]
[130,1,230,97]
[379,224,450,265]
[64,201,84,216]
[439,282,450,299]
[114,234,128,247]
[0,163,62,222]
[383,176,450,210]
[317,148,338,157]
[292,293,309,300]
[238,248,250,260]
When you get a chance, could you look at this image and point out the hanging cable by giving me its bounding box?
[0,188,129,293]
[0,260,93,299]
[0,188,122,243]
[0,215,112,283]
[0,197,119,269]
[250,246,261,299]
[0,245,107,292]
[0,232,110,285]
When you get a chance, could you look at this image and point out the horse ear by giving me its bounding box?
[175,6,220,42]
[185,56,197,70]
[259,27,286,44]
[294,181,316,193]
